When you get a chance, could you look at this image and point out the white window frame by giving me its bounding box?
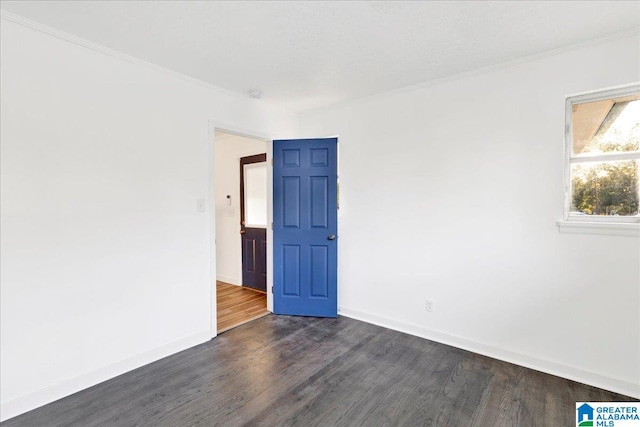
[559,83,640,235]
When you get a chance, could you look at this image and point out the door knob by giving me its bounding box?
[328,234,336,240]
[240,230,246,235]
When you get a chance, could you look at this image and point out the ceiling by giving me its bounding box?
[1,1,639,112]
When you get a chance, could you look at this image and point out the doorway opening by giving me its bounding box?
[214,130,269,333]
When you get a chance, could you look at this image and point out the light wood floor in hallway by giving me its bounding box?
[217,281,268,332]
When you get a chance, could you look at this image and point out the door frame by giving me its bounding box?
[208,121,274,339]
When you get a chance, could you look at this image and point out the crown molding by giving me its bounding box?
[300,26,640,116]
[0,9,243,100]
[2,8,638,116]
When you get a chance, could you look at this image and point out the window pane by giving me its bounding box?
[570,160,639,216]
[244,162,267,227]
[572,97,640,156]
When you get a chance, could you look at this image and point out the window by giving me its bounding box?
[243,162,268,227]
[564,85,640,225]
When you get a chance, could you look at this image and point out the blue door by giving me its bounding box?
[273,138,338,317]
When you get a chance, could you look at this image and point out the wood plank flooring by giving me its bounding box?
[2,315,636,427]
[217,281,268,333]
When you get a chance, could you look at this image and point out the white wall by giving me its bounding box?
[2,12,638,424]
[0,17,294,421]
[214,132,267,285]
[300,34,640,398]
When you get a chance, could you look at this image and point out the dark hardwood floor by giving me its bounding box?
[2,315,636,427]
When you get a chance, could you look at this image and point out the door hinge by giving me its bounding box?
[271,158,274,165]
[271,222,273,230]
[271,286,274,294]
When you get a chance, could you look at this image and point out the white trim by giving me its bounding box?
[556,220,640,236]
[563,96,573,220]
[211,121,271,143]
[563,83,640,224]
[0,10,241,99]
[303,28,640,115]
[337,306,640,399]
[3,8,637,117]
[266,139,274,312]
[564,214,640,224]
[209,121,275,316]
[567,82,640,104]
[207,122,218,339]
[570,151,640,163]
[0,330,211,422]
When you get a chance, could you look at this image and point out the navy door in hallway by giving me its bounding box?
[273,138,338,317]
[240,154,267,292]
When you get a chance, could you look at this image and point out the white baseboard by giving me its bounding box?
[338,306,639,399]
[3,311,636,423]
[0,330,211,422]
[216,275,241,286]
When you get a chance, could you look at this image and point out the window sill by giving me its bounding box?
[556,220,640,237]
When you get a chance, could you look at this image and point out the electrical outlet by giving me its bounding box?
[426,299,434,313]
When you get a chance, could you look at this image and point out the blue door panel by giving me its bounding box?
[244,238,255,271]
[310,245,328,298]
[282,177,301,228]
[310,177,328,228]
[310,148,329,166]
[241,227,266,292]
[273,138,338,318]
[282,245,301,296]
[282,149,301,167]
